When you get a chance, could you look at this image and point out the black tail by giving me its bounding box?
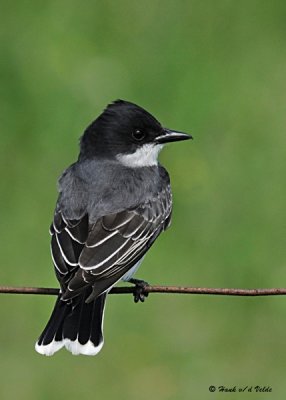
[35,289,107,356]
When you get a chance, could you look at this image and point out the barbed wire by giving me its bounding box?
[1,285,286,296]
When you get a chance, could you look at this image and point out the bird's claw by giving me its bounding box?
[129,278,149,303]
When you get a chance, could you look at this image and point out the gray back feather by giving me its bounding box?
[57,159,169,223]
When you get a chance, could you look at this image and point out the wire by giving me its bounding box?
[1,285,286,296]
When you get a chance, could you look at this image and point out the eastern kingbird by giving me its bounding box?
[35,100,192,356]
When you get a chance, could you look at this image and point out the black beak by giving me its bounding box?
[155,128,193,144]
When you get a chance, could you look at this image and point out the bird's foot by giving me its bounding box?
[129,278,149,303]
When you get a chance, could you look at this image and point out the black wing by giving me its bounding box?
[51,185,172,303]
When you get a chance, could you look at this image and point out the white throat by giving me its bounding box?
[116,144,163,168]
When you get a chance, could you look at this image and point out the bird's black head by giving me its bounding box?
[79,100,192,166]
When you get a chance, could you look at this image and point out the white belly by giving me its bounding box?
[121,257,145,282]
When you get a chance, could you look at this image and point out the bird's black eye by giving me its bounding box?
[132,129,146,141]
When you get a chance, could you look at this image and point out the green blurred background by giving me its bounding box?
[1,1,286,399]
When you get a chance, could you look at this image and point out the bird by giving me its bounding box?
[35,99,192,356]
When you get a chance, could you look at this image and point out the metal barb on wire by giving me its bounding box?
[1,285,286,297]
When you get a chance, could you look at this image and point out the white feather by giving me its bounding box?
[116,144,163,167]
[80,238,131,271]
[85,230,118,248]
[55,234,78,266]
[64,338,104,356]
[35,339,65,356]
